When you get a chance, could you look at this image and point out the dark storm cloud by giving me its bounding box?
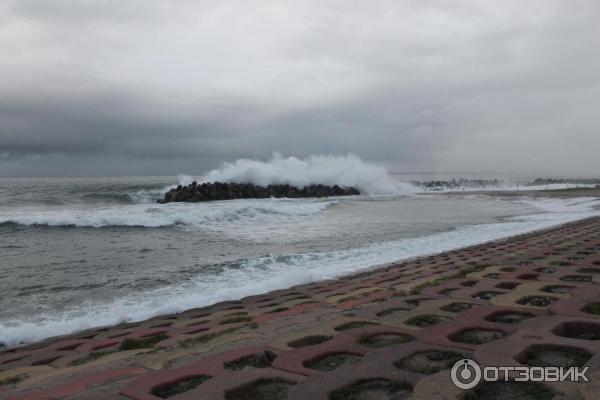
[0,83,263,157]
[1,0,599,176]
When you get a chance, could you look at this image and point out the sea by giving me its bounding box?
[1,165,599,347]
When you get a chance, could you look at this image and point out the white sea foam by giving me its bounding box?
[1,196,599,347]
[0,198,336,229]
[182,153,402,195]
[519,197,600,213]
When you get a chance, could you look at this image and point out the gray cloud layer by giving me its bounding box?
[1,0,599,176]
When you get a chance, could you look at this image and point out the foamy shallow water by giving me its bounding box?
[0,176,599,347]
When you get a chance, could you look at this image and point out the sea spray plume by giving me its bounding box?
[181,154,400,195]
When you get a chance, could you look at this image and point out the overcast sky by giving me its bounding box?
[0,0,599,177]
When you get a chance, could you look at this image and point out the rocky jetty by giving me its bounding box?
[411,178,502,191]
[157,181,360,203]
[530,178,600,185]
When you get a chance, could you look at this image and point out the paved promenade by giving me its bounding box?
[2,217,600,400]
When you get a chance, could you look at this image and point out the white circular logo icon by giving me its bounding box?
[451,358,482,390]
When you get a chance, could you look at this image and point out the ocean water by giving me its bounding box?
[1,175,599,347]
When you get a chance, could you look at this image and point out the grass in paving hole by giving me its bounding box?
[441,302,475,313]
[305,352,362,371]
[224,351,276,370]
[225,379,295,400]
[71,351,113,366]
[119,334,169,350]
[181,327,241,348]
[521,345,591,368]
[266,307,289,314]
[405,314,450,327]
[490,312,533,324]
[517,296,556,307]
[153,375,211,398]
[376,308,409,317]
[0,374,27,386]
[220,316,253,325]
[396,350,464,374]
[334,321,378,331]
[582,302,600,315]
[358,332,412,347]
[329,379,412,400]
[452,329,505,345]
[287,335,332,348]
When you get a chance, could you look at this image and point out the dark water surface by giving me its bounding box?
[1,176,597,347]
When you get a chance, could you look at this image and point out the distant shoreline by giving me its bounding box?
[444,186,600,199]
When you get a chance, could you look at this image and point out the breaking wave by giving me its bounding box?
[0,198,337,230]
[179,153,405,195]
[2,196,599,347]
